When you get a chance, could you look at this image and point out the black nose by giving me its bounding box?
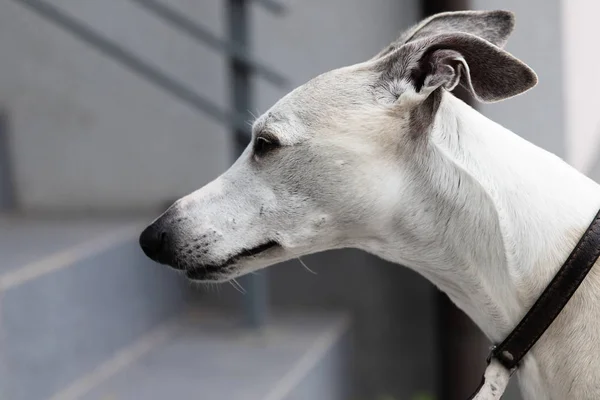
[139,223,171,264]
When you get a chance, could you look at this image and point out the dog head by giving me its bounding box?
[139,10,536,281]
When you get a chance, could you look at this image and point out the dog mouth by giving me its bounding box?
[185,240,281,281]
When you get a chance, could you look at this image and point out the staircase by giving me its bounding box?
[0,1,351,399]
[0,215,350,400]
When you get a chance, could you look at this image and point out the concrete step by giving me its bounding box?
[59,310,351,400]
[0,214,187,400]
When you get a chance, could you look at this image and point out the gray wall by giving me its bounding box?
[251,0,420,110]
[0,0,231,212]
[472,0,565,157]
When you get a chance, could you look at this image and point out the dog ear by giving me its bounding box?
[373,10,515,60]
[375,32,538,103]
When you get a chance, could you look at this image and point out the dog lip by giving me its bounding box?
[186,240,281,280]
[239,240,281,258]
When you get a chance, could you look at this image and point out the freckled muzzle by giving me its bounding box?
[139,206,283,281]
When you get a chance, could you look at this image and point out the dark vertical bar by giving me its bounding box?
[0,111,15,211]
[435,292,489,400]
[227,0,268,329]
[420,0,490,399]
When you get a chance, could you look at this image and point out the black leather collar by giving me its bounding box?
[469,209,600,398]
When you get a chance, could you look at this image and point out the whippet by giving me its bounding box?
[139,10,600,399]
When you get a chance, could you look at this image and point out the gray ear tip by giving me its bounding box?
[479,64,539,104]
[525,68,539,90]
[486,10,516,35]
[520,60,539,88]
[488,9,516,21]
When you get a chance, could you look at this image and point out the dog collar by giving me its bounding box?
[468,208,600,399]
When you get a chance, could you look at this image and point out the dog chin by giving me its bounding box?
[185,266,239,282]
[180,240,283,282]
[195,242,282,281]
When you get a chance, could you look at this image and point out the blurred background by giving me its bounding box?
[0,0,594,399]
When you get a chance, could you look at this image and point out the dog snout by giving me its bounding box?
[139,220,174,265]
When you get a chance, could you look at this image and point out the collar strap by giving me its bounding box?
[469,208,600,399]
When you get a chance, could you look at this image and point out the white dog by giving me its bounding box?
[140,10,600,399]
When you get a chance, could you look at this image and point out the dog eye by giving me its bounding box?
[254,136,279,157]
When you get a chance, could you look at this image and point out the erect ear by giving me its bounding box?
[375,32,538,103]
[373,10,515,60]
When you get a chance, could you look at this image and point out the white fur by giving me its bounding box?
[421,94,600,399]
[144,16,600,399]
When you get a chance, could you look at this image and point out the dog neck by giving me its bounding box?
[367,92,600,398]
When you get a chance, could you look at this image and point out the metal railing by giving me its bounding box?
[13,0,289,329]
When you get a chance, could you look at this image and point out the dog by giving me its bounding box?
[139,10,600,399]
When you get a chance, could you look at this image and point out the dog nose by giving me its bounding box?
[139,223,171,264]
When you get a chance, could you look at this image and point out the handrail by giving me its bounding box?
[14,0,251,132]
[14,0,285,330]
[129,0,287,87]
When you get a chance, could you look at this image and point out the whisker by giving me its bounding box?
[297,256,317,275]
[230,278,247,294]
[246,109,261,128]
